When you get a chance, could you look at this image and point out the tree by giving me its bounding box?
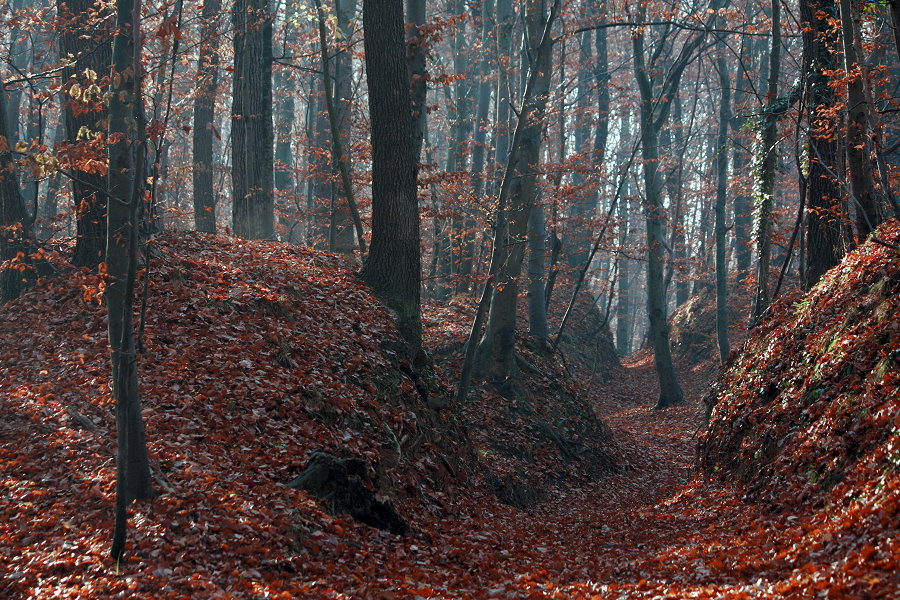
[840,0,881,238]
[314,0,365,256]
[107,0,155,560]
[750,0,781,322]
[0,79,32,303]
[714,48,731,363]
[361,0,422,364]
[801,0,845,288]
[232,0,275,239]
[57,0,112,268]
[469,0,560,390]
[192,0,222,233]
[630,0,724,408]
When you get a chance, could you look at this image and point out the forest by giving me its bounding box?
[1,0,899,597]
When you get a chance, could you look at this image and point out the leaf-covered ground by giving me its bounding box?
[1,228,898,599]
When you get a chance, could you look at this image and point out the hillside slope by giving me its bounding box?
[0,231,620,599]
[699,220,900,589]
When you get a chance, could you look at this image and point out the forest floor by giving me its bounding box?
[2,230,897,599]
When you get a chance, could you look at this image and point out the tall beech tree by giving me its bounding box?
[469,0,560,390]
[0,79,32,303]
[750,0,781,323]
[106,0,155,561]
[840,0,880,238]
[192,0,222,233]
[361,0,422,364]
[630,0,726,408]
[801,0,845,288]
[232,0,275,239]
[57,0,112,268]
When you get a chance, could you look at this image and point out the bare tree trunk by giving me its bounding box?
[232,0,275,239]
[802,0,845,289]
[192,0,221,233]
[407,0,427,161]
[330,0,361,254]
[57,0,111,268]
[750,0,781,322]
[492,0,514,194]
[527,201,548,344]
[107,0,155,560]
[714,50,731,363]
[314,0,365,256]
[472,0,559,388]
[361,0,422,364]
[0,79,32,303]
[840,0,880,238]
[630,0,726,408]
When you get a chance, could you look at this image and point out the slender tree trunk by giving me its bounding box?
[407,0,427,161]
[527,202,548,344]
[840,0,880,238]
[232,0,275,239]
[0,79,32,303]
[714,50,731,363]
[750,0,781,322]
[57,0,111,268]
[492,0,514,194]
[630,0,725,407]
[107,0,155,560]
[315,0,365,256]
[330,0,360,254]
[473,0,559,387]
[361,0,422,364]
[567,28,594,267]
[732,41,755,279]
[192,0,222,233]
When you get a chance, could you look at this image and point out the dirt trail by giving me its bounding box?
[330,352,763,599]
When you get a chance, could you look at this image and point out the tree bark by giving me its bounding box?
[192,0,222,233]
[527,202,549,344]
[750,0,781,323]
[361,0,423,364]
[57,0,111,268]
[0,79,32,303]
[714,50,731,363]
[232,0,275,239]
[801,0,845,289]
[630,0,725,408]
[406,0,427,162]
[107,0,155,561]
[472,0,559,388]
[330,0,360,254]
[840,0,880,238]
[314,0,365,256]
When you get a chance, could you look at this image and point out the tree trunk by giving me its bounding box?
[527,202,549,344]
[361,0,423,364]
[407,0,427,161]
[0,79,32,303]
[840,0,880,238]
[714,50,731,363]
[232,0,275,239]
[750,0,781,322]
[192,0,222,233]
[473,0,558,387]
[107,0,155,561]
[630,0,724,408]
[315,0,365,256]
[56,0,111,268]
[802,0,845,289]
[492,0,514,194]
[330,0,360,254]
